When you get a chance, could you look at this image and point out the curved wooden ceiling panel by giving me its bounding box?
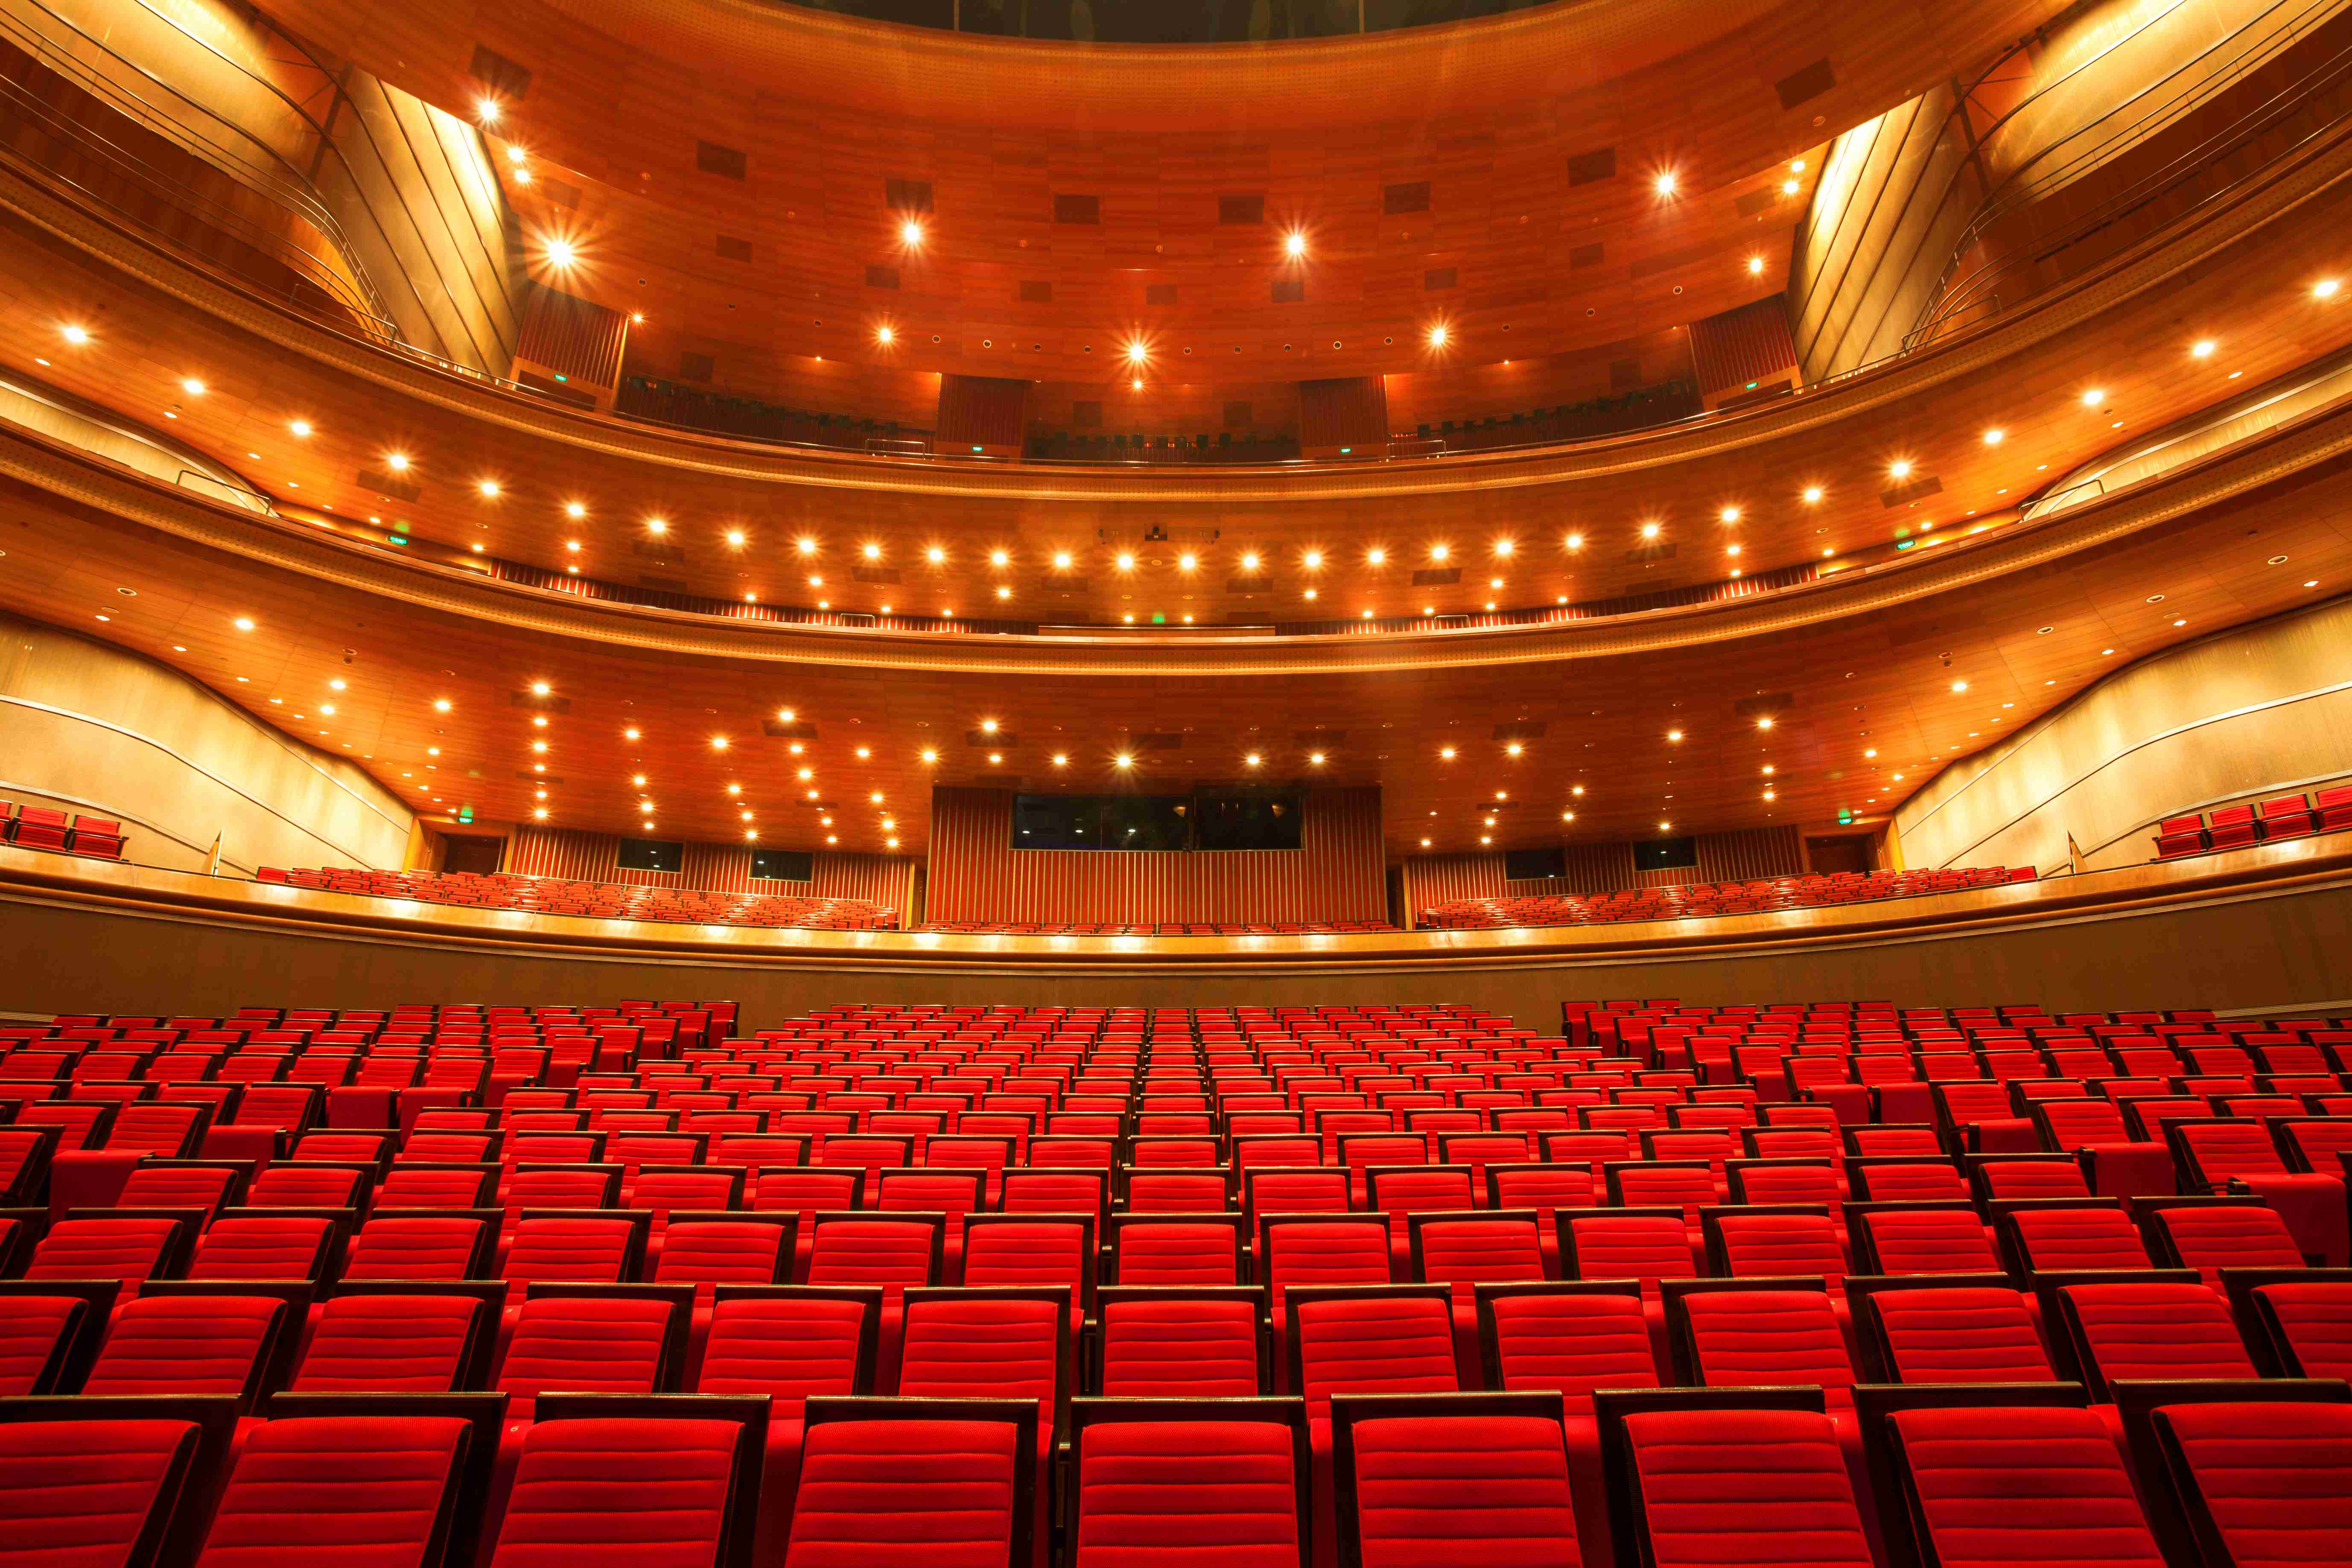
[10,126,2351,627]
[4,386,2347,856]
[249,0,2075,379]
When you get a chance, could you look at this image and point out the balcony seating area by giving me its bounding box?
[2156,786,2349,857]
[2,994,2349,1566]
[616,374,929,454]
[1418,865,2036,929]
[922,920,1397,936]
[256,866,899,929]
[0,801,124,860]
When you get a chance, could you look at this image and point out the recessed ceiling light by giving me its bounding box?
[1747,256,1764,275]
[1653,171,1676,195]
[1640,522,1661,539]
[1506,742,1524,756]
[1951,679,1968,692]
[233,616,254,631]
[1440,746,1456,760]
[1667,729,1683,741]
[1757,716,1775,730]
[1366,548,1387,565]
[2081,388,2105,406]
[2317,279,2341,299]
[900,219,924,246]
[61,324,89,344]
[1308,752,1326,764]
[1427,325,1448,347]
[1889,459,1912,479]
[1244,753,1262,767]
[1981,428,2004,446]
[2191,340,2215,357]
[876,326,895,344]
[1802,486,1824,504]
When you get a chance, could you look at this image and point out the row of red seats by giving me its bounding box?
[257,865,900,929]
[3,995,2349,1567]
[2156,784,2352,856]
[922,921,1397,935]
[0,799,123,859]
[1419,866,2035,929]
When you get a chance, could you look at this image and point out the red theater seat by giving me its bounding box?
[1069,1401,1308,1568]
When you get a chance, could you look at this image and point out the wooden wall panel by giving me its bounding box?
[936,375,1030,452]
[15,848,2352,1029]
[1407,826,1806,914]
[926,786,1384,924]
[1689,296,1799,403]
[1298,377,1389,455]
[505,825,915,904]
[518,282,629,387]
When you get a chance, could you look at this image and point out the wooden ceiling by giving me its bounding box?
[3,399,2346,858]
[9,134,2351,628]
[246,0,2072,385]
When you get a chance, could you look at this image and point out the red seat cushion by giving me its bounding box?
[784,1417,1018,1564]
[1621,1407,1872,1567]
[0,1417,199,1565]
[2154,1402,2352,1566]
[194,1414,468,1566]
[1074,1420,1299,1566]
[490,1416,741,1567]
[1888,1405,2163,1566]
[1348,1412,1577,1566]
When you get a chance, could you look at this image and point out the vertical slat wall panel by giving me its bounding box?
[1693,824,1806,883]
[924,787,1385,924]
[504,826,913,903]
[1407,827,1804,912]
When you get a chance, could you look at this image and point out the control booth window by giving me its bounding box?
[1014,794,1100,849]
[1193,789,1304,850]
[1104,795,1191,850]
[751,848,813,882]
[617,836,683,873]
[1504,847,1567,881]
[1634,835,1698,871]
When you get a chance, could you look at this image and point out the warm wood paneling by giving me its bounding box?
[926,786,1384,924]
[10,837,2352,1027]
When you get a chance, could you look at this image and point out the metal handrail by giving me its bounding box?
[0,2,404,333]
[1908,0,2348,346]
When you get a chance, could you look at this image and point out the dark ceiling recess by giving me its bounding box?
[509,689,573,714]
[1735,692,1795,720]
[967,730,1020,746]
[762,719,818,738]
[1054,194,1100,223]
[1424,267,1457,291]
[886,178,933,213]
[357,467,419,503]
[1219,194,1265,224]
[1492,721,1548,740]
[1566,147,1616,185]
[696,140,748,180]
[1412,568,1462,586]
[1882,475,1944,506]
[1383,181,1431,214]
[468,45,531,99]
[1776,57,1837,108]
[1020,281,1053,302]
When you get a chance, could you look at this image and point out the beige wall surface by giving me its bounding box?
[7,849,2352,1029]
[0,609,413,872]
[1897,597,2352,874]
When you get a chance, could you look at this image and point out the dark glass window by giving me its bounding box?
[1634,836,1698,871]
[617,836,683,873]
[752,848,814,881]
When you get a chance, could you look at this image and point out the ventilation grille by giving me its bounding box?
[886,178,933,213]
[715,236,753,263]
[1735,693,1794,719]
[865,264,900,289]
[1625,543,1678,562]
[1054,194,1100,223]
[1272,280,1305,303]
[1218,195,1265,224]
[1777,58,1837,110]
[762,719,818,738]
[1492,721,1548,740]
[1569,243,1604,269]
[967,731,1019,746]
[1384,181,1430,214]
[509,690,572,714]
[469,45,531,99]
[1424,267,1457,291]
[1412,567,1461,586]
[1131,733,1183,749]
[357,468,419,503]
[633,539,685,564]
[1293,730,1345,746]
[1566,148,1616,185]
[1736,187,1778,218]
[696,141,747,180]
[1882,475,1944,506]
[1146,283,1177,305]
[1020,280,1053,303]
[852,565,901,584]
